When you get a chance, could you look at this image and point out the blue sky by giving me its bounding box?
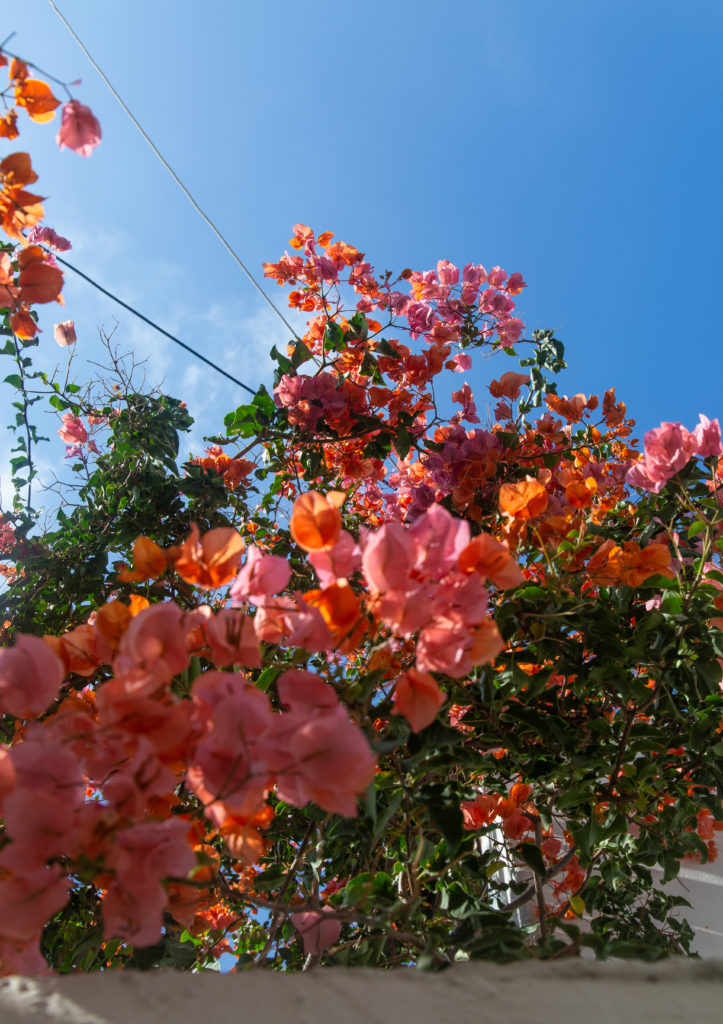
[3,0,723,502]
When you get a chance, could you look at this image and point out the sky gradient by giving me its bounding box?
[2,0,722,502]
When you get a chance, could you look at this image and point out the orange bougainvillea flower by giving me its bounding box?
[0,152,45,240]
[94,595,150,652]
[544,393,588,423]
[290,491,346,551]
[498,479,549,519]
[14,79,61,123]
[8,58,29,83]
[488,371,530,401]
[393,668,445,733]
[469,619,505,666]
[219,804,274,866]
[304,580,361,637]
[458,532,524,589]
[587,538,673,588]
[565,476,597,510]
[0,111,18,140]
[9,305,37,340]
[174,524,245,589]
[118,536,168,583]
[16,245,63,304]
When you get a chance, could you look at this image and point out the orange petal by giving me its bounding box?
[15,79,61,122]
[498,479,548,519]
[9,306,37,340]
[18,259,63,304]
[392,668,445,733]
[118,536,167,582]
[290,491,344,551]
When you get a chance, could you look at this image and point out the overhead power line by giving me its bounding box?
[47,0,301,342]
[56,255,257,396]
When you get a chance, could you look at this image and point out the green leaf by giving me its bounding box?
[394,426,411,460]
[517,842,545,876]
[324,321,345,352]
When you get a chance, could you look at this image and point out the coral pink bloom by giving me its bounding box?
[276,669,339,713]
[103,819,194,946]
[409,505,470,581]
[0,864,69,946]
[693,414,723,458]
[28,225,72,251]
[0,634,64,718]
[189,671,275,820]
[451,383,480,424]
[194,606,261,668]
[229,545,290,605]
[488,371,530,401]
[451,353,472,373]
[53,320,76,346]
[506,272,527,294]
[275,710,376,817]
[626,421,698,493]
[461,793,499,831]
[57,413,87,444]
[308,530,360,586]
[114,601,189,691]
[487,266,507,288]
[291,908,342,956]
[644,422,697,474]
[0,748,16,813]
[393,668,445,733]
[2,739,86,865]
[361,521,415,593]
[416,613,474,678]
[436,259,459,286]
[102,880,167,948]
[253,594,334,652]
[502,808,534,840]
[56,100,101,157]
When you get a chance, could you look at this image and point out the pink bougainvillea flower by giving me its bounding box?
[408,504,470,581]
[0,634,65,718]
[53,320,76,346]
[229,545,290,605]
[450,353,472,373]
[290,908,342,956]
[113,600,190,691]
[392,668,445,733]
[436,259,459,286]
[274,707,376,817]
[361,520,415,593]
[626,421,699,493]
[57,413,87,444]
[308,530,360,586]
[28,225,71,251]
[693,415,723,458]
[55,100,101,157]
[194,606,261,669]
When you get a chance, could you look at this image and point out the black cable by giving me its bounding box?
[55,255,257,396]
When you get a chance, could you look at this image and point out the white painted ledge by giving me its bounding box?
[2,960,723,1024]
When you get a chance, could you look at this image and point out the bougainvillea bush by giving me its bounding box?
[1,50,723,975]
